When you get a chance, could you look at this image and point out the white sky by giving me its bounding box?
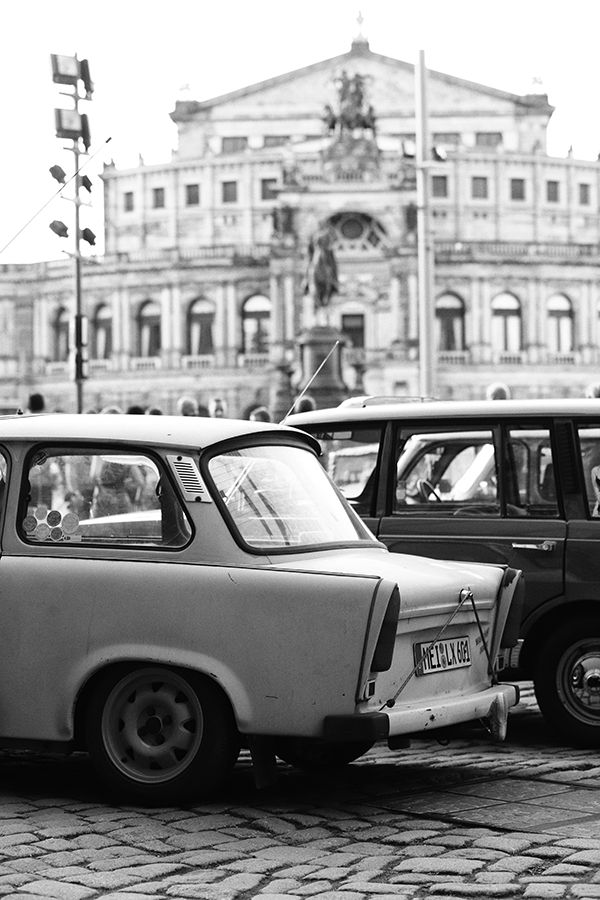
[2,0,600,264]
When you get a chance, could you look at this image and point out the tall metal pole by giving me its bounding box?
[71,60,84,414]
[73,141,84,414]
[415,50,436,398]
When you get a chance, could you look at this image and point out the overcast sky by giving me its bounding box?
[2,0,600,264]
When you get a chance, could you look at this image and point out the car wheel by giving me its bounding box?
[533,617,600,746]
[275,737,374,770]
[85,665,240,805]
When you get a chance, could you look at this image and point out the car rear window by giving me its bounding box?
[207,444,374,550]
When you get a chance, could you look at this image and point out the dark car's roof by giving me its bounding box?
[0,414,320,452]
[286,398,600,428]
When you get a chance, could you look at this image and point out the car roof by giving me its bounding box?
[0,414,319,452]
[285,398,600,427]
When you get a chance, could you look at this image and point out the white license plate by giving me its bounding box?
[414,636,471,676]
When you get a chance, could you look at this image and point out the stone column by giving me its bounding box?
[223,282,238,368]
[160,286,172,367]
[580,280,595,364]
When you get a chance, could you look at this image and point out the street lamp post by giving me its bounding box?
[50,54,94,413]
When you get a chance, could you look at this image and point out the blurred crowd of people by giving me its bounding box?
[22,392,318,422]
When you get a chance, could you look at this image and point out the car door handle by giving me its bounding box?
[511,541,557,552]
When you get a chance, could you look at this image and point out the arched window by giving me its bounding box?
[547,294,573,353]
[491,293,522,352]
[242,295,271,354]
[137,300,161,357]
[328,211,389,254]
[53,307,70,362]
[187,298,215,355]
[91,303,112,360]
[436,293,465,351]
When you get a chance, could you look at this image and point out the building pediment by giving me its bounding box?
[171,42,553,127]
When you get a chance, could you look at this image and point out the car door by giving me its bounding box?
[375,417,566,626]
[562,421,600,606]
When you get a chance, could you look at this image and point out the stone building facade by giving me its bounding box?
[1,34,599,414]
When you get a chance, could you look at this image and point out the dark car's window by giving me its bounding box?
[393,423,558,519]
[506,425,558,518]
[394,428,498,515]
[305,425,384,515]
[21,449,191,547]
[577,426,600,516]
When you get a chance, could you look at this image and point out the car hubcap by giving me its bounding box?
[558,643,600,724]
[102,669,204,784]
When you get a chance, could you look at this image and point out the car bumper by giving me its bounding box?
[323,682,520,743]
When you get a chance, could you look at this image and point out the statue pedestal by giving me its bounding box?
[296,325,348,410]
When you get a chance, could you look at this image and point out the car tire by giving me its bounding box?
[533,617,600,746]
[275,737,374,770]
[85,665,240,805]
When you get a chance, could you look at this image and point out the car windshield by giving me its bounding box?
[207,444,374,550]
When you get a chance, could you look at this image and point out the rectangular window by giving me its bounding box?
[264,135,290,147]
[471,176,489,199]
[579,183,591,205]
[546,180,560,202]
[510,178,526,201]
[222,181,238,203]
[260,178,278,200]
[22,450,192,547]
[394,426,498,515]
[152,187,165,209]
[341,313,365,349]
[124,192,134,212]
[433,132,460,146]
[432,175,448,198]
[185,184,200,206]
[475,132,503,148]
[221,137,248,154]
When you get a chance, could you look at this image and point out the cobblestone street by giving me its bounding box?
[0,685,599,900]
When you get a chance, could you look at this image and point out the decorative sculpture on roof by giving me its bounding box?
[323,70,376,136]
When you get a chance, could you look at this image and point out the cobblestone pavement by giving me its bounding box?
[0,685,600,899]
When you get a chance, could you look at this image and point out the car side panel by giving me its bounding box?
[0,556,384,742]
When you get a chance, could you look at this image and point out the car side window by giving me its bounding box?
[309,425,383,515]
[578,426,600,516]
[393,423,558,519]
[21,449,191,548]
[394,427,499,516]
[505,426,558,518]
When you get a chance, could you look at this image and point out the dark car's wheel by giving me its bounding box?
[533,617,600,746]
[275,737,374,770]
[85,665,240,805]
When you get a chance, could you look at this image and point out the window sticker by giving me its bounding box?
[23,507,81,543]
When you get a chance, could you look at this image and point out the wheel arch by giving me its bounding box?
[519,599,600,676]
[72,660,239,750]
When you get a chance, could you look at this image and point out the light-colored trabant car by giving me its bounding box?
[0,413,522,805]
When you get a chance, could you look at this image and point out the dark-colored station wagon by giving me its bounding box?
[287,397,600,745]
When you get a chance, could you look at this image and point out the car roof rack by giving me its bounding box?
[338,395,438,408]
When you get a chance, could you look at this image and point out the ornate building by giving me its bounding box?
[1,32,599,414]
